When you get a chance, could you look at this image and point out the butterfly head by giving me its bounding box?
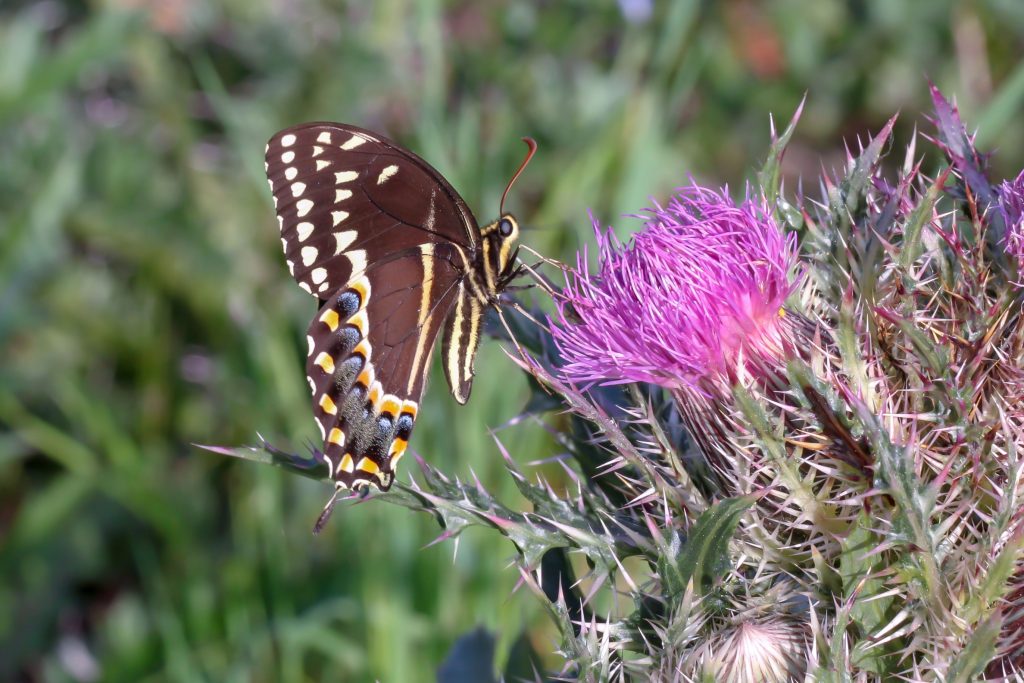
[480,214,521,294]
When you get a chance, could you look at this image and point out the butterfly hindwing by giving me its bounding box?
[305,246,463,490]
[266,123,480,298]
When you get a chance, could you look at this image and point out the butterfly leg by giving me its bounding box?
[313,483,345,534]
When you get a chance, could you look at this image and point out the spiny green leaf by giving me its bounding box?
[194,439,329,481]
[671,495,756,595]
[758,96,805,206]
[946,612,1002,683]
[898,168,948,272]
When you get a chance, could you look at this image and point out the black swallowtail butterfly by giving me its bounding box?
[264,123,535,529]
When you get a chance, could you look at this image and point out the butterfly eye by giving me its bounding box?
[498,218,514,237]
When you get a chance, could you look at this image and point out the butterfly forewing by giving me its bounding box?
[266,123,479,297]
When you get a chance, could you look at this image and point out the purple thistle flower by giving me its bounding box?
[552,185,799,393]
[998,170,1024,268]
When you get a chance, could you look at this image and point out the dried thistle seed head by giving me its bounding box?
[695,616,810,683]
[552,185,799,392]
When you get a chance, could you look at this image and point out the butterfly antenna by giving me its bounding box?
[519,244,569,272]
[500,137,538,216]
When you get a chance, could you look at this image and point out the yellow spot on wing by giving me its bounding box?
[355,457,380,475]
[353,338,372,359]
[367,382,381,408]
[314,352,335,374]
[389,438,408,468]
[319,394,338,415]
[401,400,418,419]
[350,276,371,302]
[339,453,354,472]
[348,309,369,337]
[328,427,345,446]
[320,308,340,331]
[381,396,402,417]
[357,365,374,389]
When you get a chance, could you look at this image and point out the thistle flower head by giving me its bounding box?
[552,185,799,392]
[998,170,1024,268]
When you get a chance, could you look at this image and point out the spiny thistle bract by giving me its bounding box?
[214,87,1024,681]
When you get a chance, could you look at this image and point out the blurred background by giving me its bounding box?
[2,1,1023,681]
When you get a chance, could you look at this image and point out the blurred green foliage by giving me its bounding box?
[1,1,1022,681]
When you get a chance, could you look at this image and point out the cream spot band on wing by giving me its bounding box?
[296,222,314,242]
[301,246,318,266]
[376,165,398,184]
[316,160,331,171]
[464,297,481,381]
[296,199,314,217]
[346,249,367,278]
[317,131,331,144]
[408,243,435,394]
[335,189,353,203]
[281,134,296,147]
[446,283,465,399]
[335,170,358,184]
[340,135,366,150]
[334,229,356,254]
